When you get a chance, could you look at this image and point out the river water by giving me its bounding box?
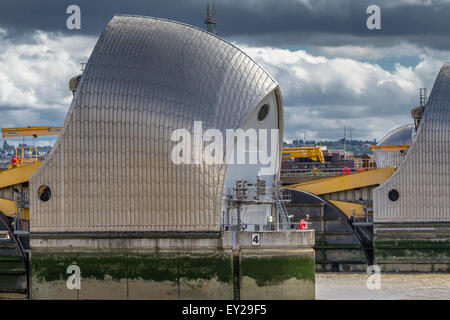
[316,273,450,300]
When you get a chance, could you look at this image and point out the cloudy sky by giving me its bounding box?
[1,0,449,145]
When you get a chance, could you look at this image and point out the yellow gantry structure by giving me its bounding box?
[0,126,56,221]
[0,162,42,220]
[328,200,366,218]
[282,146,325,164]
[287,167,396,196]
[286,167,396,219]
[14,146,39,165]
[370,145,410,153]
[1,126,63,138]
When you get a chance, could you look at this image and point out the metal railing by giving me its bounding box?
[15,146,39,165]
[280,166,376,177]
[13,191,29,234]
[224,186,291,203]
[221,222,312,232]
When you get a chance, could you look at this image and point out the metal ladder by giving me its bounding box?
[0,213,28,299]
[273,183,290,230]
[13,191,29,236]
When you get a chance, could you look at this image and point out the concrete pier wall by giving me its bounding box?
[30,230,315,300]
[374,223,450,272]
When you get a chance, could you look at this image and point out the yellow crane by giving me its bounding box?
[282,146,325,164]
[1,126,63,138]
[2,126,62,169]
[0,126,61,220]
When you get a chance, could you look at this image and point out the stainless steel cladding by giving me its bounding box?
[373,124,414,168]
[29,15,281,232]
[374,64,450,222]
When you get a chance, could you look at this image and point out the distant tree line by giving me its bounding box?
[284,138,377,155]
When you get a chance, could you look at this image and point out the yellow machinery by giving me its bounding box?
[0,126,58,221]
[328,200,366,218]
[0,162,41,220]
[287,167,396,218]
[370,145,410,153]
[353,156,375,170]
[282,146,325,164]
[8,146,39,169]
[1,126,62,138]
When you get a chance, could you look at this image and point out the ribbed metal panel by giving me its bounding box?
[373,124,414,168]
[29,15,280,232]
[374,64,450,222]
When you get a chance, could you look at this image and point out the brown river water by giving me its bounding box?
[316,273,450,300]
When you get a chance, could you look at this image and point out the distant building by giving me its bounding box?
[281,149,362,178]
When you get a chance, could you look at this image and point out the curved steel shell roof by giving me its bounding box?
[29,15,281,232]
[373,124,414,168]
[378,124,414,146]
[374,64,450,222]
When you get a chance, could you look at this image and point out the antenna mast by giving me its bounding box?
[205,2,218,35]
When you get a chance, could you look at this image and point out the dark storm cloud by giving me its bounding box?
[0,105,26,112]
[1,0,450,49]
[0,0,205,36]
[0,0,448,141]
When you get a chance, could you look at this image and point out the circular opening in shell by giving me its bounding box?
[38,185,51,202]
[388,189,399,202]
[257,104,270,122]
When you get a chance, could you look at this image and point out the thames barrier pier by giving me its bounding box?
[0,15,315,299]
[283,66,450,272]
[372,65,450,272]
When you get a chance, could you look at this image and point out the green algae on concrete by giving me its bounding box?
[127,252,232,283]
[239,252,316,300]
[32,251,232,283]
[374,239,450,272]
[31,253,79,282]
[375,240,450,260]
[375,240,450,250]
[177,252,232,283]
[241,255,315,286]
[31,249,316,299]
[31,250,235,299]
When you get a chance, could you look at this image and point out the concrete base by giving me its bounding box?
[374,223,450,272]
[30,230,315,300]
[239,248,315,299]
[31,250,233,299]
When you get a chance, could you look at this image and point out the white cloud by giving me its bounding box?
[0,27,446,147]
[310,42,422,60]
[0,30,96,129]
[309,41,450,65]
[237,43,446,141]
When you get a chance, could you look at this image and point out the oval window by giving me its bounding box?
[38,185,51,202]
[257,104,270,122]
[388,189,399,202]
